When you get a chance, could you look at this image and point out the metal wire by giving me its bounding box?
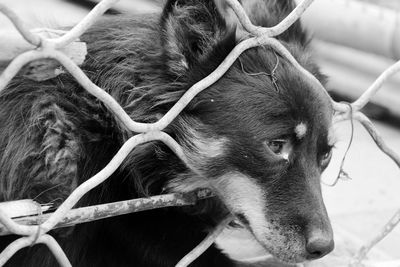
[0,0,399,266]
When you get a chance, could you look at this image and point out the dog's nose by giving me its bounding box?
[305,232,334,260]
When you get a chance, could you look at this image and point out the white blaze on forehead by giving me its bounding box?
[295,122,307,139]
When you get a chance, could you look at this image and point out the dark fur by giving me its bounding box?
[0,0,333,266]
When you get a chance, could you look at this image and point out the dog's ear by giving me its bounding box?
[160,0,307,75]
[219,0,308,44]
[160,0,234,76]
[243,0,308,44]
[238,0,297,27]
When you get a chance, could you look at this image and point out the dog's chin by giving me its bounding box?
[227,219,306,263]
[219,220,308,264]
[256,238,307,264]
[265,246,307,264]
[242,223,308,264]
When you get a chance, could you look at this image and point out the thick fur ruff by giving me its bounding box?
[0,0,334,266]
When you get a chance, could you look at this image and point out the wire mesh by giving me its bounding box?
[0,0,399,266]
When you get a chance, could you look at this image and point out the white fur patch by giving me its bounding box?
[295,122,307,139]
[213,173,268,239]
[213,173,305,262]
[165,127,227,193]
[183,126,227,165]
[191,136,226,158]
[167,172,271,241]
[167,170,308,262]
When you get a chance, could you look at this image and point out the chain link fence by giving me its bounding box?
[0,0,399,266]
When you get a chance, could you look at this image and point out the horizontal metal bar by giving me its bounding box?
[0,189,214,236]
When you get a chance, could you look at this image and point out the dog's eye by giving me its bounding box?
[264,139,291,160]
[267,140,286,154]
[320,149,333,167]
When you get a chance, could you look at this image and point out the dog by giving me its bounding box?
[0,0,334,266]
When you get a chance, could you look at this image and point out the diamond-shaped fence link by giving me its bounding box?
[0,0,399,266]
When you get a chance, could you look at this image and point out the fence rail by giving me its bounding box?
[0,0,399,266]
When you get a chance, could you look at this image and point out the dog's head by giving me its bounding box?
[160,0,334,263]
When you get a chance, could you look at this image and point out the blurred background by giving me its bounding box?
[0,0,399,266]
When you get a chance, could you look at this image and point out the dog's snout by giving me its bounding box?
[305,231,334,260]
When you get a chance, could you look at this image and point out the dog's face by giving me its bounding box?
[161,0,334,263]
[169,49,335,262]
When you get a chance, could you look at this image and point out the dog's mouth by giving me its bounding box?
[169,175,334,263]
[229,213,248,228]
[229,219,244,228]
[198,172,335,263]
[224,215,307,263]
[232,215,334,263]
[221,209,334,264]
